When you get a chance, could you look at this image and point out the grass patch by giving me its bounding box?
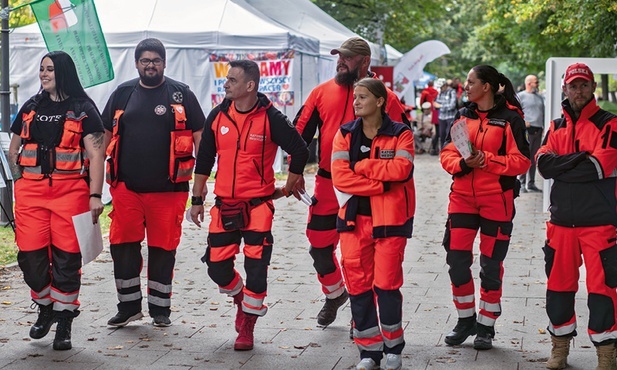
[0,205,113,266]
[599,100,617,115]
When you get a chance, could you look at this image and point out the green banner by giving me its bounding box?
[30,0,114,88]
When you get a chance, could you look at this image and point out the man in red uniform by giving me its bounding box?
[293,37,408,327]
[103,38,205,328]
[190,59,308,351]
[537,63,617,370]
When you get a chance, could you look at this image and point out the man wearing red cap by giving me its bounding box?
[537,63,617,370]
[292,37,408,332]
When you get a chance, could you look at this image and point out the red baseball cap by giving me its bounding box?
[564,63,594,84]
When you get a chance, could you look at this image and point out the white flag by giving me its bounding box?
[393,40,451,98]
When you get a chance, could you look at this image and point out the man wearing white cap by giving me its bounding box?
[537,62,617,370]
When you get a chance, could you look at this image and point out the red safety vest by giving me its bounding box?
[18,109,88,180]
[105,103,194,186]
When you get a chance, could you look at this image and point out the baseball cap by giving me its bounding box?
[330,37,371,58]
[564,63,594,84]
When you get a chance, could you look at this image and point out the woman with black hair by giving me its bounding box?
[8,51,105,350]
[439,65,530,350]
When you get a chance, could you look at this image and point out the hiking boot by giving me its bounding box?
[317,289,349,326]
[473,323,494,350]
[444,316,477,345]
[356,357,379,370]
[233,292,244,333]
[384,353,402,370]
[595,343,617,370]
[152,315,171,327]
[234,313,257,351]
[546,335,571,369]
[29,303,55,339]
[53,317,73,351]
[107,311,144,327]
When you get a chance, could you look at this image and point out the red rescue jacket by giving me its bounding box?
[332,114,415,238]
[440,95,530,197]
[294,73,408,175]
[537,98,617,227]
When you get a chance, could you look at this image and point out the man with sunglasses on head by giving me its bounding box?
[102,38,205,328]
[292,37,408,332]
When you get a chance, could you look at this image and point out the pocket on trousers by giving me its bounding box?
[341,257,369,293]
[542,243,555,279]
[600,245,617,288]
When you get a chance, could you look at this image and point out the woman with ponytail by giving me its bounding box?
[439,65,530,350]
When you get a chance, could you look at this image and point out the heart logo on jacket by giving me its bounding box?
[221,126,229,135]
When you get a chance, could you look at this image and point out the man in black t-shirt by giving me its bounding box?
[102,38,205,328]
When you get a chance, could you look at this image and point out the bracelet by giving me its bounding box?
[89,193,102,199]
[191,196,204,206]
[281,187,291,198]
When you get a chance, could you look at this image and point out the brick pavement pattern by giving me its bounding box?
[0,155,596,369]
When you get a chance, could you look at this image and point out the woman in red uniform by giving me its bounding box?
[440,65,529,350]
[8,51,105,350]
[331,78,415,370]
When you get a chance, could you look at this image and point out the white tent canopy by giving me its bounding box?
[244,0,401,82]
[9,0,320,117]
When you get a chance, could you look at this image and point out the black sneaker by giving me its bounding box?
[107,311,143,327]
[473,323,494,350]
[152,315,171,327]
[317,289,349,326]
[444,316,477,345]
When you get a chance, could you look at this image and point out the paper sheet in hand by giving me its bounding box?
[72,211,103,265]
[333,187,353,207]
[450,119,472,158]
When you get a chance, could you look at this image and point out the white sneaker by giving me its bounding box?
[356,358,379,370]
[384,353,402,370]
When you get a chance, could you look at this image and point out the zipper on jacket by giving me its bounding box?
[222,110,241,198]
[243,120,254,150]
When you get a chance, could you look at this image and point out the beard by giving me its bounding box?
[139,69,164,87]
[335,66,360,86]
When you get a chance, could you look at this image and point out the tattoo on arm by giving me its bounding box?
[88,132,104,149]
[8,153,22,180]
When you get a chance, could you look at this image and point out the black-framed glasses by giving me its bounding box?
[139,58,164,66]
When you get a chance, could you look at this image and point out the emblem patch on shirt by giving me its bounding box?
[172,91,183,103]
[221,126,230,135]
[379,149,395,159]
[154,105,166,115]
[360,145,371,153]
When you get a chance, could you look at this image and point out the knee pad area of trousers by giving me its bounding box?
[309,245,336,276]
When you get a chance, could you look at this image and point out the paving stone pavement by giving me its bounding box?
[0,154,598,369]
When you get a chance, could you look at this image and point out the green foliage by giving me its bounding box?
[9,0,36,28]
[312,0,617,88]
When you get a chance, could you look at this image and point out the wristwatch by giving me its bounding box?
[191,196,204,206]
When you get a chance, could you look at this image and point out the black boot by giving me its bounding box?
[444,315,477,345]
[53,317,73,350]
[473,323,494,350]
[29,304,55,339]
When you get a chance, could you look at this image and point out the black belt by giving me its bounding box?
[317,168,331,179]
[215,195,272,207]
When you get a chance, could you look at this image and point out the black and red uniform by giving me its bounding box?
[440,95,529,330]
[293,73,408,300]
[102,78,205,318]
[195,92,308,316]
[331,114,415,364]
[12,93,104,318]
[537,98,617,345]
